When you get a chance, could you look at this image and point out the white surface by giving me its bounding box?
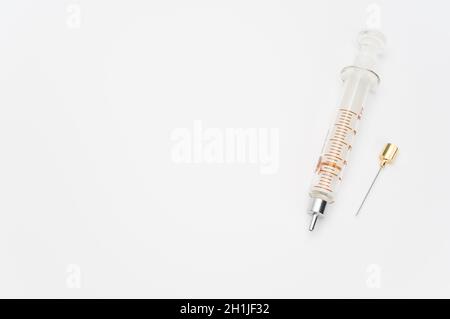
[0,0,449,298]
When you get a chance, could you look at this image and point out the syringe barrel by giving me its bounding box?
[309,30,385,206]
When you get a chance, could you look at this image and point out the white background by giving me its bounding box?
[0,0,449,298]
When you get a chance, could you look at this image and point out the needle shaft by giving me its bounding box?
[355,166,383,216]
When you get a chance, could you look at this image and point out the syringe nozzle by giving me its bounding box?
[308,198,327,231]
[309,213,319,231]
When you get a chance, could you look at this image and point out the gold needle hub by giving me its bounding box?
[355,143,398,216]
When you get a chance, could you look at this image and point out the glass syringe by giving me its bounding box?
[308,30,386,231]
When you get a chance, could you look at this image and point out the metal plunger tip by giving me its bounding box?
[308,198,327,231]
[309,213,319,231]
